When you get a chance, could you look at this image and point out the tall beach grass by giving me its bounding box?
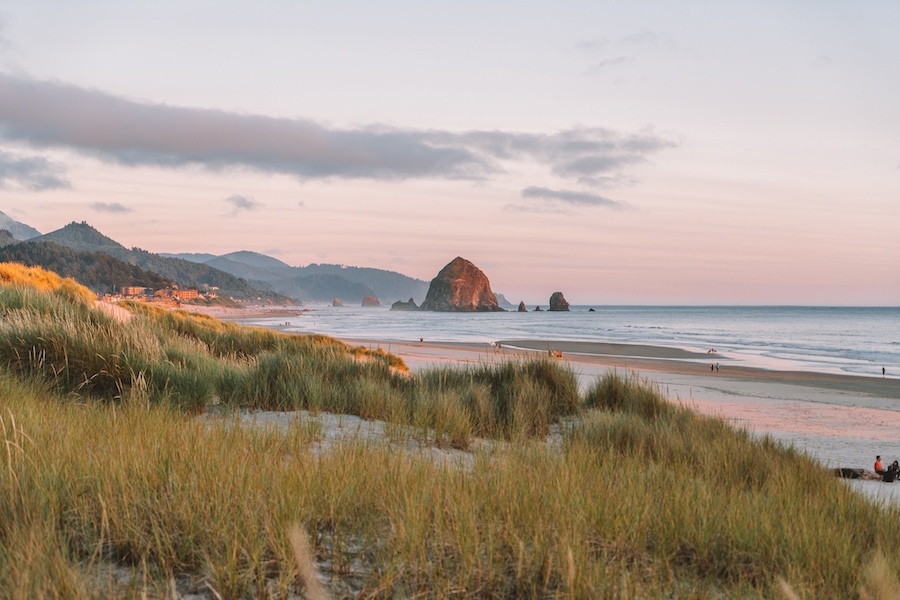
[2,263,900,597]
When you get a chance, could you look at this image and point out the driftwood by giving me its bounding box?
[832,468,882,481]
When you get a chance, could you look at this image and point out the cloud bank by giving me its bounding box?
[0,73,675,187]
[0,149,70,190]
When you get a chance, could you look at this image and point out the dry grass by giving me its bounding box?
[3,263,900,598]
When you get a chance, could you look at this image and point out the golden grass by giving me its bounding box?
[0,261,96,304]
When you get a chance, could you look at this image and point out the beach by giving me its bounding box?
[211,304,900,501]
[336,336,900,503]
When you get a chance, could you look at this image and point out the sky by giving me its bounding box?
[0,1,897,305]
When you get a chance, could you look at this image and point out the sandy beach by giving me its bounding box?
[179,301,900,502]
[337,336,900,503]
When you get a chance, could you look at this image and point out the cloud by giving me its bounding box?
[0,73,488,181]
[0,149,71,190]
[225,194,260,212]
[424,127,676,179]
[0,74,676,186]
[90,201,132,213]
[520,186,625,209]
[586,56,634,75]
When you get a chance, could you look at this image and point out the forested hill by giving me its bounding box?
[25,222,294,303]
[0,241,172,293]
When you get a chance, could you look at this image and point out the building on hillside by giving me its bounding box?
[121,286,146,297]
[171,289,199,301]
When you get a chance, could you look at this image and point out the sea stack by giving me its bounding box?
[332,298,343,307]
[548,292,570,311]
[420,257,505,312]
[390,298,419,311]
[517,301,527,312]
[361,295,381,307]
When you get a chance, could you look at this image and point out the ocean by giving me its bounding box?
[248,305,900,378]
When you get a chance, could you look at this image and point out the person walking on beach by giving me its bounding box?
[715,363,720,372]
[711,363,714,372]
[884,367,887,378]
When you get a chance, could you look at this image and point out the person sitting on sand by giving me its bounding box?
[875,456,886,475]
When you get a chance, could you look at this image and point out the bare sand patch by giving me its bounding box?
[93,300,133,323]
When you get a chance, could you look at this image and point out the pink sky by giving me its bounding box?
[1,2,898,305]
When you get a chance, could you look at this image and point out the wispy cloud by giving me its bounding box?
[90,201,132,213]
[586,56,633,75]
[0,149,71,190]
[520,186,625,209]
[225,194,260,213]
[0,74,676,186]
[576,174,635,189]
[424,127,676,179]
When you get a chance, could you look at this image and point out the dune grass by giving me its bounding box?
[3,263,900,597]
[1,372,900,598]
[0,264,581,443]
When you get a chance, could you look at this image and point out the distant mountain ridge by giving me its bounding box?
[0,211,41,240]
[24,222,294,303]
[166,249,431,304]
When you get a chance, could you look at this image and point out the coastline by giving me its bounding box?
[165,301,900,505]
[336,336,900,495]
[180,305,900,492]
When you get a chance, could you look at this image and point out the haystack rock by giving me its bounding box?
[332,298,343,307]
[534,306,542,311]
[517,301,527,312]
[361,295,381,307]
[420,257,505,312]
[548,292,570,311]
[390,298,419,311]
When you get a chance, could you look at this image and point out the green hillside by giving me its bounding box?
[28,222,294,303]
[0,230,17,248]
[0,240,172,293]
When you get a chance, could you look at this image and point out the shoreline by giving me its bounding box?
[336,336,900,490]
[337,336,899,399]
